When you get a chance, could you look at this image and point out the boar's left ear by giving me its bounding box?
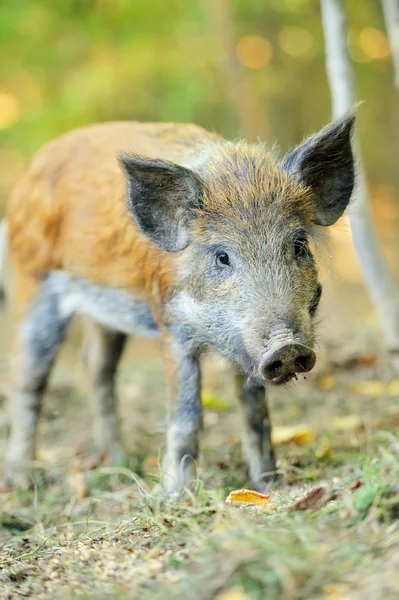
[282,111,356,226]
[120,155,204,251]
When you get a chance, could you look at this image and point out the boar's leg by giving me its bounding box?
[235,373,277,492]
[162,336,202,497]
[81,317,128,465]
[5,273,72,487]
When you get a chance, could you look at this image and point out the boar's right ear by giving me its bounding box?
[120,155,204,252]
[282,111,356,226]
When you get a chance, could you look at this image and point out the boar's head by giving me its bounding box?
[122,112,355,384]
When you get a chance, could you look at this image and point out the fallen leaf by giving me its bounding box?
[202,392,232,411]
[348,481,363,493]
[348,380,386,398]
[332,415,362,432]
[346,353,377,369]
[272,424,315,446]
[322,583,346,599]
[319,375,335,391]
[332,353,377,371]
[288,487,337,511]
[215,589,250,600]
[387,379,399,396]
[225,488,271,506]
[77,450,108,471]
[315,442,334,460]
[143,549,163,560]
[352,353,377,367]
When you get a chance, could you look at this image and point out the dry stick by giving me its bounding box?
[382,0,399,89]
[321,0,399,354]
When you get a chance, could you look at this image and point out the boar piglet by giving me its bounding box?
[4,113,355,494]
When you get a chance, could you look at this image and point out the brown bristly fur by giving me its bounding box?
[8,123,316,322]
[8,123,218,314]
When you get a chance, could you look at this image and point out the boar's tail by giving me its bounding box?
[0,219,8,303]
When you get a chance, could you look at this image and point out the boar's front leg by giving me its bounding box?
[162,336,202,498]
[235,373,277,492]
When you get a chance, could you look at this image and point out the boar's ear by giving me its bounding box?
[120,155,204,251]
[282,111,356,226]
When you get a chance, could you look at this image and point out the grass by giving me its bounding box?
[1,338,399,599]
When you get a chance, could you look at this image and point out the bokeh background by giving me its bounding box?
[1,0,398,335]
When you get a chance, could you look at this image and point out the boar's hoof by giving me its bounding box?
[256,473,279,492]
[162,490,183,507]
[254,483,273,496]
[252,470,280,493]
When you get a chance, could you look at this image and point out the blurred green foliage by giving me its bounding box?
[0,0,398,208]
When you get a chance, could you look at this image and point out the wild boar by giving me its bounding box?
[3,113,355,494]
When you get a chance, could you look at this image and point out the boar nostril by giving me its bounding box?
[295,355,312,372]
[268,360,282,374]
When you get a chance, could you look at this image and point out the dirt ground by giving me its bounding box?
[1,229,399,599]
[0,304,399,599]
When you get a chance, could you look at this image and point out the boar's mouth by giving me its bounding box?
[269,373,296,386]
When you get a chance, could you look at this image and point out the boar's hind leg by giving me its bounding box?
[235,373,277,492]
[81,318,128,465]
[162,337,202,498]
[5,272,72,487]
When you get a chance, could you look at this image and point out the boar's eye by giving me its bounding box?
[293,235,309,258]
[216,251,231,267]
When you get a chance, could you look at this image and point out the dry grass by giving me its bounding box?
[1,329,399,599]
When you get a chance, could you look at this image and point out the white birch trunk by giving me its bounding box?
[0,219,8,301]
[321,0,399,352]
[382,0,399,89]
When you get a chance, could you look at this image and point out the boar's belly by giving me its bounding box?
[46,271,161,338]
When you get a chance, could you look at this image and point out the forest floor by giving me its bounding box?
[1,320,399,600]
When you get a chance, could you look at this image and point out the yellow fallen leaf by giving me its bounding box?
[202,392,232,411]
[319,375,335,391]
[348,380,386,398]
[332,415,362,431]
[215,589,249,600]
[215,589,250,600]
[225,488,271,506]
[387,379,399,396]
[272,424,315,446]
[315,441,334,460]
[322,584,346,599]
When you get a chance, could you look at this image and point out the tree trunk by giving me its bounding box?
[381,0,399,89]
[321,0,399,353]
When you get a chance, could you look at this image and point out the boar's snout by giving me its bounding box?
[259,343,316,384]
